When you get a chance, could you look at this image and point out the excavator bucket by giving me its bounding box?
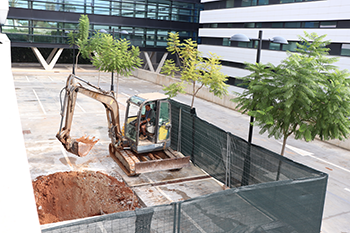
[64,135,99,157]
[75,135,99,157]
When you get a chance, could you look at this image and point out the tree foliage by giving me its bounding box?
[68,15,90,69]
[68,15,142,96]
[232,32,350,155]
[161,32,228,108]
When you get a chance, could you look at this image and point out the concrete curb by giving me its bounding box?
[131,68,240,111]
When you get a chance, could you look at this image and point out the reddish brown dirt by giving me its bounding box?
[32,171,141,225]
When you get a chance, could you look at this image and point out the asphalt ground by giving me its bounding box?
[12,64,350,233]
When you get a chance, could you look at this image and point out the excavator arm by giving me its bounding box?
[56,74,123,157]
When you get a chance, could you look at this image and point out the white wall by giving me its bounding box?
[0,34,41,233]
[200,0,348,23]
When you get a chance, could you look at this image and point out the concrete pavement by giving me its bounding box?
[12,63,350,233]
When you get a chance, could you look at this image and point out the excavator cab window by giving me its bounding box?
[125,102,140,141]
[157,100,171,142]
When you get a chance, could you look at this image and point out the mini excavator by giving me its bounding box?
[56,74,190,176]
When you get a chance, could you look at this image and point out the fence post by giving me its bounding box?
[135,208,154,233]
[241,144,251,186]
[177,108,182,152]
[172,202,181,233]
[225,132,231,188]
[177,203,181,233]
[190,108,196,164]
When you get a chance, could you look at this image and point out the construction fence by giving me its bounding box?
[41,99,328,233]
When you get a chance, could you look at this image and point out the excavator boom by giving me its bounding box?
[56,74,122,157]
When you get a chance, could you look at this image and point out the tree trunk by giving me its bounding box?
[280,134,288,156]
[116,73,119,100]
[98,71,101,87]
[276,134,288,181]
[75,51,81,72]
[190,81,195,109]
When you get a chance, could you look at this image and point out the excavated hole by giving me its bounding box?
[32,170,141,225]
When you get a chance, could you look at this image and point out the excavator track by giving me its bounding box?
[109,145,190,176]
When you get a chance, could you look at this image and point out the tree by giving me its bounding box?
[84,33,142,97]
[161,32,228,109]
[68,15,90,71]
[70,15,142,96]
[232,32,350,155]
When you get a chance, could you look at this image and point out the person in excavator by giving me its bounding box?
[140,104,155,140]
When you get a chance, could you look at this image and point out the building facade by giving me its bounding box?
[4,0,201,69]
[198,0,350,88]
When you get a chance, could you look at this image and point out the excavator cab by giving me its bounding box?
[124,93,171,154]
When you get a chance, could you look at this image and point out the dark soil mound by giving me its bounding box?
[32,171,141,224]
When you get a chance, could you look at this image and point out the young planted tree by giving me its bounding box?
[161,32,228,109]
[88,34,142,97]
[233,32,350,155]
[68,15,90,71]
[69,15,142,96]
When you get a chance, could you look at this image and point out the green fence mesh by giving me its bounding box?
[41,99,327,233]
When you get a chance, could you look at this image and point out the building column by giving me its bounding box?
[143,51,168,73]
[155,52,168,74]
[31,47,64,70]
[143,51,155,72]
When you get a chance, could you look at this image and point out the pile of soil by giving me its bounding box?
[32,171,141,225]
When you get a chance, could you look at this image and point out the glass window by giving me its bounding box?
[269,42,281,50]
[134,2,146,18]
[32,2,48,10]
[272,22,283,28]
[94,25,110,34]
[320,21,337,28]
[242,0,251,6]
[280,0,294,3]
[111,2,121,16]
[285,22,301,28]
[133,28,145,46]
[157,30,168,47]
[147,4,157,19]
[255,23,262,28]
[223,38,230,46]
[210,24,218,28]
[157,101,171,142]
[9,0,28,9]
[226,0,235,8]
[3,19,29,34]
[341,44,350,56]
[302,22,319,28]
[238,41,253,48]
[282,41,298,52]
[252,40,259,49]
[125,103,140,141]
[158,3,170,20]
[242,0,257,6]
[146,29,156,46]
[244,23,255,28]
[258,0,269,5]
[59,22,78,30]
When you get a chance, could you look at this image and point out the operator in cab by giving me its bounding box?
[140,104,155,140]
